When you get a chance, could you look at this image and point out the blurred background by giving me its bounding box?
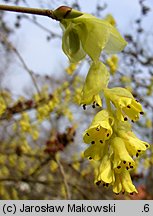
[0,0,153,199]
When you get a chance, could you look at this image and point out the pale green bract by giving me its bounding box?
[61,13,127,62]
[80,61,110,106]
[61,22,86,63]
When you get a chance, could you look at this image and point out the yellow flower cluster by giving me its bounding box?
[65,62,78,75]
[106,55,118,75]
[83,111,149,194]
[0,91,11,117]
[34,83,73,122]
[0,97,7,117]
[19,112,39,141]
[34,86,59,122]
[56,6,150,194]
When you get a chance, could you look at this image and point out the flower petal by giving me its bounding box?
[84,143,104,160]
[111,137,134,168]
[119,130,150,157]
[121,169,138,193]
[97,154,115,183]
[83,110,113,144]
[113,173,122,194]
[104,87,143,121]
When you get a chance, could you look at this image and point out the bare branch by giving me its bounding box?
[56,158,71,199]
[0,4,56,20]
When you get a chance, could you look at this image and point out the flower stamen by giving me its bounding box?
[83,104,86,110]
[124,117,128,121]
[92,101,96,108]
[105,183,109,187]
[96,181,101,186]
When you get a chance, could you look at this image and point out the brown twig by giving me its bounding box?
[56,158,71,199]
[0,34,40,95]
[0,4,56,20]
[0,177,57,185]
[21,14,61,38]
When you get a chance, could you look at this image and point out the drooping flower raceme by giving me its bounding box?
[53,6,150,195]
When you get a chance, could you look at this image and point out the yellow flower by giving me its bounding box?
[95,154,115,185]
[50,160,58,172]
[84,143,105,161]
[0,98,6,116]
[30,128,39,141]
[104,14,116,26]
[72,161,80,171]
[65,62,77,75]
[113,169,138,194]
[120,76,131,83]
[37,104,50,121]
[83,110,114,144]
[104,87,144,122]
[106,55,118,74]
[118,130,150,157]
[80,61,110,107]
[111,137,135,169]
[61,12,127,62]
[19,113,31,132]
[20,138,32,153]
[145,118,152,128]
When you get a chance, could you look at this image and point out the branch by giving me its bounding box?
[21,14,61,38]
[0,4,56,20]
[56,158,71,199]
[0,177,56,185]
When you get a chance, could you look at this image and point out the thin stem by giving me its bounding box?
[105,97,112,113]
[29,156,52,177]
[0,4,56,20]
[22,14,60,37]
[56,158,71,199]
[1,34,40,95]
[0,177,57,185]
[12,46,41,95]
